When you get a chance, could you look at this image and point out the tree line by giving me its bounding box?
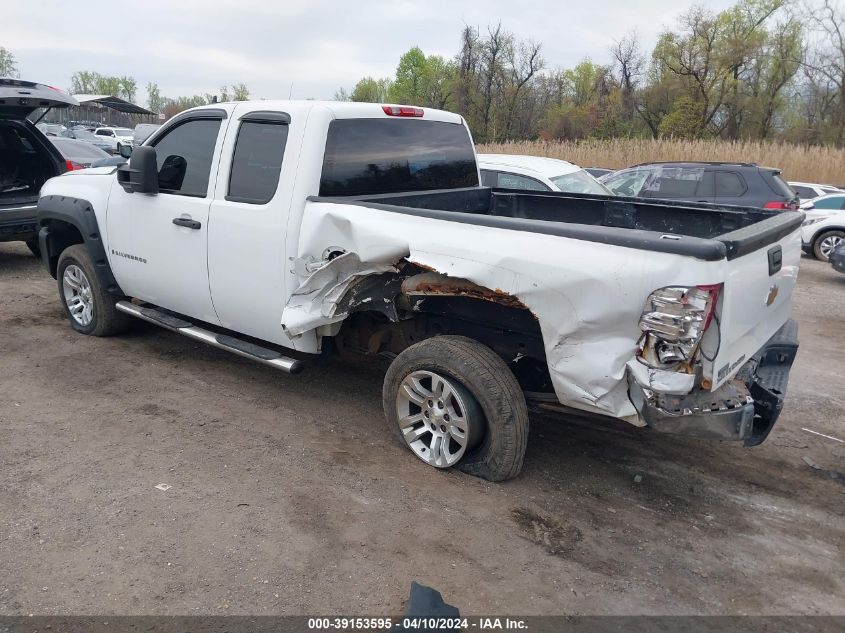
[70,72,250,118]
[0,50,251,119]
[337,0,845,146]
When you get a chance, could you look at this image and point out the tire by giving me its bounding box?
[813,230,845,262]
[25,237,40,258]
[382,335,529,482]
[56,244,132,336]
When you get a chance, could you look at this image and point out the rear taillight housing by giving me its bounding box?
[64,159,85,172]
[764,201,799,211]
[382,105,424,117]
[638,284,721,368]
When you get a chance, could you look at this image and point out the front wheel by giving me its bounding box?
[382,335,529,481]
[813,230,845,262]
[56,244,132,336]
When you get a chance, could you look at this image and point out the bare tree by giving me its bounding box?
[611,31,644,116]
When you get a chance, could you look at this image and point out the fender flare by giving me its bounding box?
[36,194,124,296]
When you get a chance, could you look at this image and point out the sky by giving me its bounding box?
[3,0,737,106]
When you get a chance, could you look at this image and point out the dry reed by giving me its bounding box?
[477,138,845,185]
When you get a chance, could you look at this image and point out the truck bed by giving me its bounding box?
[312,187,804,261]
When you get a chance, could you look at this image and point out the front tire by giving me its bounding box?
[56,244,132,336]
[813,230,845,262]
[382,335,529,482]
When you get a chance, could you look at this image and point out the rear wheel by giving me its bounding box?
[56,244,132,336]
[813,230,845,262]
[382,335,529,481]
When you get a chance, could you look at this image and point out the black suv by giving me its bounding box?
[1,78,78,256]
[600,161,799,210]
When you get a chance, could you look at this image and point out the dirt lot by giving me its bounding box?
[0,240,843,616]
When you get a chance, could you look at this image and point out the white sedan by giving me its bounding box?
[477,154,614,195]
[789,180,842,204]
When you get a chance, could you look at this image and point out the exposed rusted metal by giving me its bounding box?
[401,272,529,311]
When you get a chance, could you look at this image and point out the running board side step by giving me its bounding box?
[115,301,304,374]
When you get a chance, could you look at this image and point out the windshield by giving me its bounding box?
[114,128,133,136]
[550,170,614,195]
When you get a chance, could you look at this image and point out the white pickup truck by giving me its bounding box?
[35,101,802,481]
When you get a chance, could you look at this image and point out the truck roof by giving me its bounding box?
[184,100,464,125]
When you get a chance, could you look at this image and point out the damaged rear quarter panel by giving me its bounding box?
[284,200,724,420]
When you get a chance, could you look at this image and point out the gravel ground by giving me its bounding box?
[0,240,843,615]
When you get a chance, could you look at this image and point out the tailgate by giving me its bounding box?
[707,214,803,389]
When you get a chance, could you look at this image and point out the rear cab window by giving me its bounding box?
[319,119,478,196]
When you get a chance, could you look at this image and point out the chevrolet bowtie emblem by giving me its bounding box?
[766,285,779,306]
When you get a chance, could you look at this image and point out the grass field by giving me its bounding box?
[476,138,845,185]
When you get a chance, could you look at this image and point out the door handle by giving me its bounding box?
[172,217,201,230]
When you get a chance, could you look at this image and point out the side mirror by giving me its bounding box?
[117,145,159,194]
[119,144,133,158]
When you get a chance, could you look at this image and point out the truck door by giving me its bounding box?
[105,110,229,324]
[207,109,297,346]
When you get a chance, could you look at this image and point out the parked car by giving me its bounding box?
[788,181,842,203]
[477,154,613,195]
[800,193,845,261]
[1,78,77,256]
[48,137,110,169]
[600,162,799,209]
[800,192,845,212]
[90,155,128,168]
[93,126,134,154]
[584,167,613,178]
[61,128,116,153]
[68,120,104,131]
[36,122,67,137]
[133,123,161,145]
[829,242,845,274]
[36,101,800,481]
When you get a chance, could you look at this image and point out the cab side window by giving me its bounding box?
[227,120,288,204]
[151,119,221,197]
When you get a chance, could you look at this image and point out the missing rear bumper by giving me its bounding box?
[630,319,799,445]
